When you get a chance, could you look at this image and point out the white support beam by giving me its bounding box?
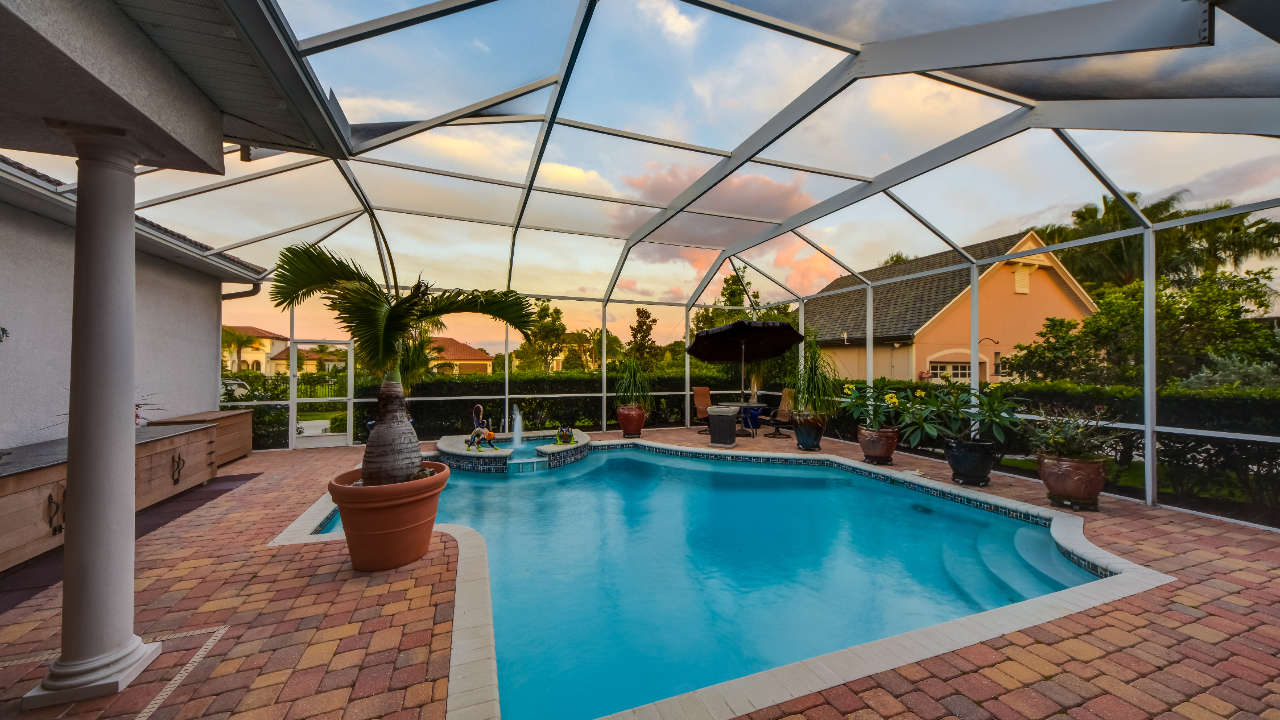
[678,0,861,53]
[206,209,363,255]
[351,76,559,154]
[884,190,977,264]
[446,114,545,126]
[507,0,598,288]
[1143,226,1158,507]
[733,255,800,300]
[333,159,395,288]
[1053,129,1151,228]
[134,158,325,209]
[555,118,873,182]
[296,0,503,55]
[792,230,869,283]
[1215,0,1280,44]
[1031,98,1280,137]
[374,205,631,242]
[865,285,874,383]
[685,108,1034,309]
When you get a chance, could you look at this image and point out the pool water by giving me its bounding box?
[323,448,1093,720]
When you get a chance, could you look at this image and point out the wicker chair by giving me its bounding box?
[763,388,796,438]
[692,386,713,434]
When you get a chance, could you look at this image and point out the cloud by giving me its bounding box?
[615,278,654,297]
[471,39,491,52]
[537,163,620,197]
[765,234,843,295]
[1149,154,1280,206]
[635,0,704,47]
[336,96,431,124]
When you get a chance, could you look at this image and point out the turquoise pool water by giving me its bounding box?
[320,448,1093,720]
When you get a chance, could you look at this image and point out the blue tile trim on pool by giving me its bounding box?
[589,441,1116,579]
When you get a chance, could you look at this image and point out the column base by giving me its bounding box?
[21,641,161,710]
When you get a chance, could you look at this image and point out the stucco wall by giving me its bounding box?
[0,200,221,449]
[822,344,918,382]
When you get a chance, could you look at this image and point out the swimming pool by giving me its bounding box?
[318,447,1096,720]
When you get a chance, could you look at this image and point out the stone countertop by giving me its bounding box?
[0,424,217,479]
[436,429,591,457]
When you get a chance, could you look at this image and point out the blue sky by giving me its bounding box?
[6,0,1280,353]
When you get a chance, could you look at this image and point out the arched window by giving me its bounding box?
[252,360,261,371]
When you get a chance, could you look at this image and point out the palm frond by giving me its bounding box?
[417,289,537,340]
[328,281,430,376]
[270,244,381,309]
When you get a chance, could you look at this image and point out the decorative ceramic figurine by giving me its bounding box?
[556,424,575,445]
[466,404,497,452]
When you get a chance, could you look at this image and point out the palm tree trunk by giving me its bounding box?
[362,374,421,486]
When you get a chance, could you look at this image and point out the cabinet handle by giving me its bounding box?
[171,453,186,485]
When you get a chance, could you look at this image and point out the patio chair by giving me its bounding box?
[763,388,795,438]
[693,386,713,434]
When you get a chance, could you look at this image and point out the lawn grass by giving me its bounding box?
[298,411,342,422]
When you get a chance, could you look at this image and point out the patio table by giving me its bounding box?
[715,401,768,437]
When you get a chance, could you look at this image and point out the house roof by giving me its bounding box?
[0,154,265,276]
[225,325,288,341]
[432,337,493,362]
[269,346,348,362]
[805,233,1027,343]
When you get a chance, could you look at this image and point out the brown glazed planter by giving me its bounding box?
[617,404,646,438]
[1038,455,1105,511]
[858,426,899,465]
[329,461,450,572]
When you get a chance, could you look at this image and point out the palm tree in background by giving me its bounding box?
[1033,192,1280,292]
[221,327,258,371]
[271,245,536,486]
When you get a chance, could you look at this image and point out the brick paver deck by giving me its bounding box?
[4,431,1280,720]
[0,447,456,720]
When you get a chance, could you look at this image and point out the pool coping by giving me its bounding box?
[263,440,1175,720]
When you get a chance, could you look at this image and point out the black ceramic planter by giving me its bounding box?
[794,415,825,451]
[945,439,996,486]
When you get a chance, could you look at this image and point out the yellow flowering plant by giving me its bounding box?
[843,378,905,431]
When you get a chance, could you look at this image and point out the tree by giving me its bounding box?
[1006,270,1280,385]
[512,300,566,372]
[398,331,444,386]
[626,308,661,368]
[693,274,757,332]
[1033,192,1280,292]
[271,244,535,485]
[880,251,916,267]
[562,346,587,371]
[221,327,258,372]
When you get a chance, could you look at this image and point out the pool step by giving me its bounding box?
[1012,527,1095,586]
[941,536,1025,611]
[976,526,1068,600]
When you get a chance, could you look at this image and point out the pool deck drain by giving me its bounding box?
[2,437,1280,720]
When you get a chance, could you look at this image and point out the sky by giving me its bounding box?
[7,0,1280,355]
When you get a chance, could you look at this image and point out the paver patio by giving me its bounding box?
[3,431,1280,720]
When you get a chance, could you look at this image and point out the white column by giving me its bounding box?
[24,132,161,709]
[970,264,981,438]
[865,286,874,383]
[288,307,297,450]
[1143,228,1158,506]
[601,303,608,431]
[684,307,691,428]
[798,300,805,374]
[503,326,510,433]
[345,339,354,446]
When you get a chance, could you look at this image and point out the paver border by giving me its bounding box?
[437,523,499,720]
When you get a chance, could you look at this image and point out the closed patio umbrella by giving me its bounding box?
[685,320,804,399]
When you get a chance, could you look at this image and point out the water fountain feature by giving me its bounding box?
[512,406,524,449]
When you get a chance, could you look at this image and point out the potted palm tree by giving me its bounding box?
[272,245,535,571]
[929,379,1022,486]
[614,355,651,438]
[1027,405,1115,511]
[790,332,842,451]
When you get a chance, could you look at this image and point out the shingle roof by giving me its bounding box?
[432,337,492,362]
[225,325,288,341]
[0,154,265,276]
[805,233,1026,343]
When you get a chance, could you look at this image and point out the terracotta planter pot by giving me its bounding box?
[794,413,825,451]
[329,461,449,572]
[858,426,898,465]
[617,404,646,438]
[945,439,997,486]
[1038,455,1105,511]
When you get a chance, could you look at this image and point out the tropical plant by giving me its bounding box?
[791,331,843,418]
[626,308,662,368]
[1178,353,1280,390]
[221,326,258,371]
[1025,405,1116,460]
[613,355,652,411]
[844,378,904,431]
[513,300,566,372]
[963,382,1023,443]
[398,331,445,386]
[271,244,536,485]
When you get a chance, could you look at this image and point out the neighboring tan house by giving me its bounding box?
[805,231,1096,383]
[430,337,494,374]
[224,326,347,375]
[223,325,288,373]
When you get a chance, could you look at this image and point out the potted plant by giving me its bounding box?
[844,378,904,464]
[1026,405,1115,511]
[272,245,535,571]
[790,333,842,451]
[943,380,1022,486]
[615,355,651,438]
